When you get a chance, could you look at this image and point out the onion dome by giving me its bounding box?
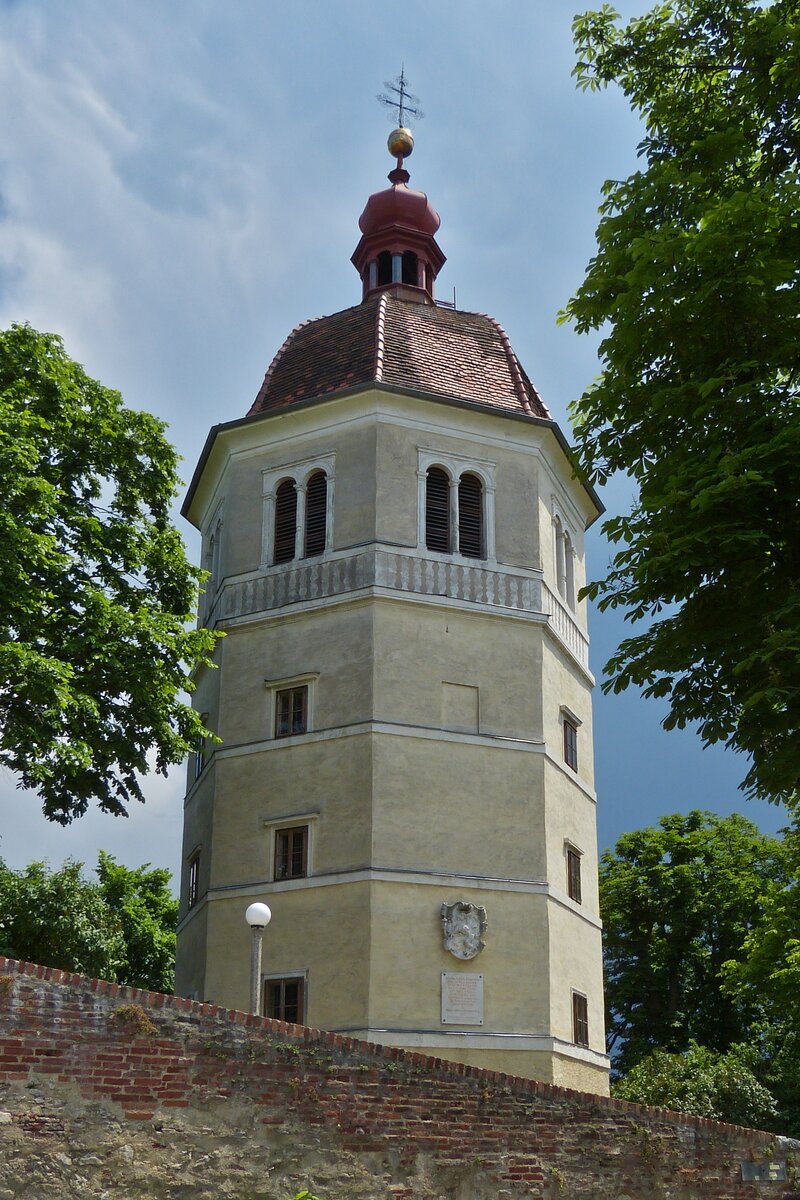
[351,128,446,303]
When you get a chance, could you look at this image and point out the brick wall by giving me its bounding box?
[0,956,797,1200]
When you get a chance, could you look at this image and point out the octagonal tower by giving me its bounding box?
[176,131,609,1094]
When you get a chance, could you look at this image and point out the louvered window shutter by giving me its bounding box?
[458,473,483,558]
[304,471,327,557]
[426,468,450,552]
[273,480,297,564]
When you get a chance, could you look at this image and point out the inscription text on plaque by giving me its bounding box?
[441,972,484,1025]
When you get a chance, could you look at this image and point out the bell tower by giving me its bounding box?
[176,126,610,1094]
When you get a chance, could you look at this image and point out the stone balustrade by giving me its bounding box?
[212,548,589,670]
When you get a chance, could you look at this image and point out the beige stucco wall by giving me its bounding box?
[371,734,546,879]
[201,882,372,1029]
[541,636,596,791]
[208,736,374,884]
[175,900,208,1002]
[214,602,375,747]
[543,759,600,915]
[367,881,551,1032]
[372,600,544,741]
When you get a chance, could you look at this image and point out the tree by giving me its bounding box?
[0,323,218,822]
[96,852,179,991]
[0,853,178,992]
[721,820,800,1133]
[600,811,785,1072]
[613,1041,779,1130]
[564,1,800,806]
[0,857,124,980]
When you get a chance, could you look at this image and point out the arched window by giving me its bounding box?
[273,479,297,564]
[458,473,483,558]
[402,250,418,286]
[377,251,392,286]
[203,519,222,616]
[426,467,450,552]
[564,529,576,610]
[554,516,567,600]
[304,471,327,557]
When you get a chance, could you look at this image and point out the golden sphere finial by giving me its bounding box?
[388,127,414,159]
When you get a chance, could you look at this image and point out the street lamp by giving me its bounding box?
[245,902,272,1016]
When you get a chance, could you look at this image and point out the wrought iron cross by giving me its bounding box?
[377,67,424,127]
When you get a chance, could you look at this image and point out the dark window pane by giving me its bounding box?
[265,977,305,1024]
[275,690,290,737]
[274,826,308,880]
[573,993,589,1046]
[458,473,483,558]
[291,689,306,734]
[304,471,327,557]
[283,981,302,1024]
[402,250,418,285]
[426,467,450,552]
[188,855,200,909]
[275,687,307,738]
[273,480,297,564]
[377,251,392,286]
[563,720,578,772]
[567,849,582,904]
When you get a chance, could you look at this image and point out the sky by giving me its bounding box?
[0,1,786,885]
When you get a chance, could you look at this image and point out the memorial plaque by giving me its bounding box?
[740,1162,787,1182]
[441,972,484,1025]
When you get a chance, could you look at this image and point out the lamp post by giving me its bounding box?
[245,902,272,1016]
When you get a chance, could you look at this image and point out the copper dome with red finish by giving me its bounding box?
[358,166,441,238]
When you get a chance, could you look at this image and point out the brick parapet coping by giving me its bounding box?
[0,954,783,1144]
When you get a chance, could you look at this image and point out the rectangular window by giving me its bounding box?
[275,686,308,738]
[194,712,209,780]
[187,853,200,910]
[567,848,582,904]
[274,825,308,880]
[572,992,589,1047]
[563,718,578,772]
[265,976,305,1024]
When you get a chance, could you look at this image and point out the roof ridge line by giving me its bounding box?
[249,316,320,414]
[479,312,534,415]
[375,292,387,383]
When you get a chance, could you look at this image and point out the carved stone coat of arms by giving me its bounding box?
[440,901,488,960]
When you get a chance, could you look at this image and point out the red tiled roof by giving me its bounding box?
[248,292,549,420]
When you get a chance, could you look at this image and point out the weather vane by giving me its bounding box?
[377,67,424,129]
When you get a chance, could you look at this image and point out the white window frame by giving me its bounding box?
[560,704,582,773]
[551,496,577,611]
[416,446,496,562]
[262,969,309,1024]
[264,671,319,741]
[564,839,584,904]
[263,810,319,881]
[261,453,335,568]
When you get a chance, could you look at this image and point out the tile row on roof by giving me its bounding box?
[248,291,550,420]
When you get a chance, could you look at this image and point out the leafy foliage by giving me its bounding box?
[600,811,784,1070]
[564,1,800,805]
[96,852,179,991]
[721,820,800,1133]
[0,323,218,822]
[613,1041,778,1129]
[0,858,125,980]
[0,854,178,992]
